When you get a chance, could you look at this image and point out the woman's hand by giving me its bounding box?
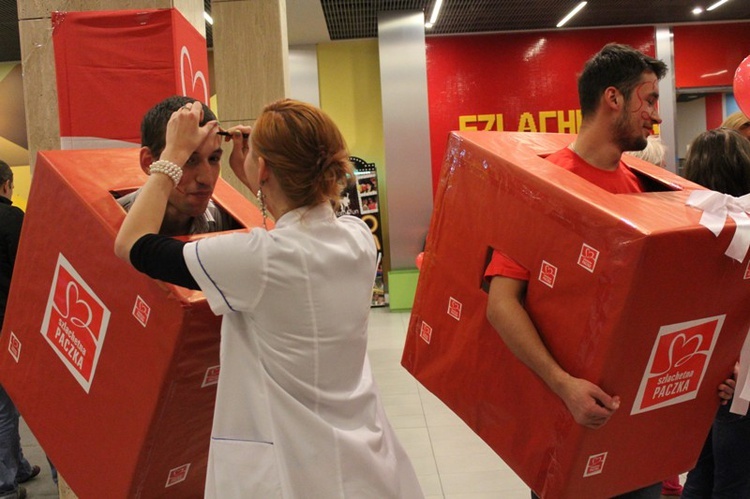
[223,125,253,188]
[161,101,219,166]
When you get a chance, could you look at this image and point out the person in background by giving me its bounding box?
[721,111,750,140]
[679,127,750,499]
[0,161,40,499]
[117,95,240,235]
[625,134,667,168]
[114,99,424,498]
[485,43,667,498]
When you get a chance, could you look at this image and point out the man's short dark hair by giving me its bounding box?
[578,43,668,118]
[0,160,12,185]
[140,96,217,158]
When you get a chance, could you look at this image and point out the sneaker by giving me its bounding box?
[17,465,40,484]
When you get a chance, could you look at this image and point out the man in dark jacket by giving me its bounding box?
[0,160,40,499]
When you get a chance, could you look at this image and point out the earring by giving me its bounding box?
[257,187,268,229]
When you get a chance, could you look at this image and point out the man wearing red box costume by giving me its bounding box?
[53,95,249,496]
[485,44,668,498]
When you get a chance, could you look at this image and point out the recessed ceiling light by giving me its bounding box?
[707,0,730,11]
[425,0,444,29]
[692,7,704,14]
[557,2,588,28]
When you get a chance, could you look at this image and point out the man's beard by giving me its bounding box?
[613,110,648,152]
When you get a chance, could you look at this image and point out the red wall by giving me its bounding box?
[673,23,750,89]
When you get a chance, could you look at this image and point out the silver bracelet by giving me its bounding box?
[148,160,183,186]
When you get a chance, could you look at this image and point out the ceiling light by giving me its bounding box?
[557,2,587,28]
[203,11,214,25]
[692,7,703,14]
[707,0,730,11]
[425,0,444,29]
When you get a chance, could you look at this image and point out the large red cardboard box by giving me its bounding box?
[402,131,750,498]
[53,8,210,149]
[0,149,263,498]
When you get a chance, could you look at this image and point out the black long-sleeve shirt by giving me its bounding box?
[130,234,200,290]
[0,197,23,326]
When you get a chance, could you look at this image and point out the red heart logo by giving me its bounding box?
[668,333,704,369]
[62,281,92,329]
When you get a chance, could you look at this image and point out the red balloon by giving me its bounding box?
[735,55,750,117]
[415,252,424,270]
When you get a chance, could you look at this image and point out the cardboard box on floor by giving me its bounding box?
[0,149,264,498]
[402,131,750,498]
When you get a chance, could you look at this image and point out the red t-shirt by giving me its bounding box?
[484,147,644,281]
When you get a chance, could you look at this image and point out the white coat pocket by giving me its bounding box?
[208,438,282,498]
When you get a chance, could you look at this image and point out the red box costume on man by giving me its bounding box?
[402,131,750,498]
[0,149,263,497]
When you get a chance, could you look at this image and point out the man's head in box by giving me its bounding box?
[139,95,223,233]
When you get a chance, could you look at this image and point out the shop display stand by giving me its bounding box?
[338,157,387,307]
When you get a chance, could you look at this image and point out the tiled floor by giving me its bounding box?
[366,308,529,499]
[18,307,680,498]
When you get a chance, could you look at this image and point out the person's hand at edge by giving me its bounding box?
[718,361,739,405]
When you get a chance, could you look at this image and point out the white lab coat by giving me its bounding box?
[183,202,423,498]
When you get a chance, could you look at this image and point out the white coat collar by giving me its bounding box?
[274,202,335,229]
